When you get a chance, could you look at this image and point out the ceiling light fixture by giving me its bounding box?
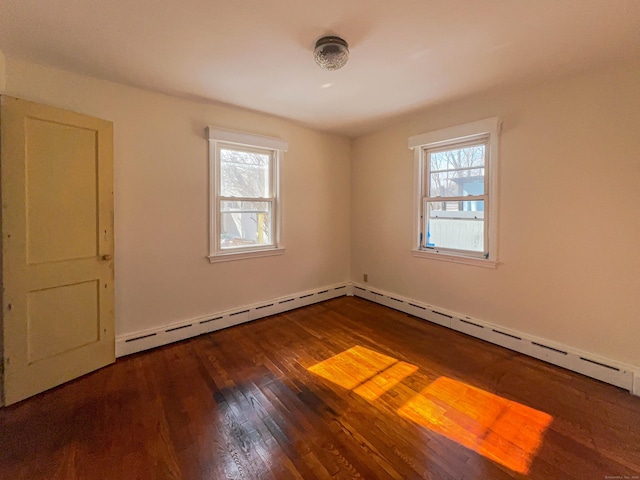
[314,36,349,71]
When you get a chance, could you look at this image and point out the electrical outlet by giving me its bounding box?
[363,273,368,282]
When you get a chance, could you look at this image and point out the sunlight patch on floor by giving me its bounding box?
[307,345,418,401]
[308,347,554,474]
[397,376,553,474]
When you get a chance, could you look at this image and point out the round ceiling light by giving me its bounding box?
[314,36,349,71]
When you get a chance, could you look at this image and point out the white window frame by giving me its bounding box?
[408,117,500,268]
[207,126,288,263]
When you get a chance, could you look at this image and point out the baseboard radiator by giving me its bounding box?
[115,283,350,357]
[351,282,639,396]
[116,281,638,396]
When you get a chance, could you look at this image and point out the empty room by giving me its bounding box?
[0,1,639,479]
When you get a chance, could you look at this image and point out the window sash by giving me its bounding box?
[218,144,273,199]
[214,142,278,252]
[421,138,490,257]
[423,197,488,257]
[213,142,279,254]
[424,139,489,199]
[219,198,274,250]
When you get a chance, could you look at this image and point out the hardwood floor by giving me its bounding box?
[1,296,639,479]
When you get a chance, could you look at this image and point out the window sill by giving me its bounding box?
[208,246,286,263]
[412,249,497,269]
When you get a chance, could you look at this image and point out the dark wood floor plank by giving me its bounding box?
[2,296,640,479]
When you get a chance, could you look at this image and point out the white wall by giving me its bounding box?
[351,61,640,367]
[3,52,639,370]
[2,56,351,337]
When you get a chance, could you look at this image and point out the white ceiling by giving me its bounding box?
[1,0,639,137]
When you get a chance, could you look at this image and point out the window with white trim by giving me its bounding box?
[409,118,499,267]
[207,126,287,262]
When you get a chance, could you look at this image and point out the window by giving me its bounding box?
[207,126,288,262]
[408,118,500,267]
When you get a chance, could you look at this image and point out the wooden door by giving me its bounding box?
[1,96,115,406]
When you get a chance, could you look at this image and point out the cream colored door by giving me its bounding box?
[1,96,114,406]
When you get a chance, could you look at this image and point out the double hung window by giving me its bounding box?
[409,118,499,267]
[208,127,287,262]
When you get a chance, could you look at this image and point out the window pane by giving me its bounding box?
[425,200,485,253]
[429,145,485,197]
[220,201,272,249]
[220,148,270,198]
[430,168,485,197]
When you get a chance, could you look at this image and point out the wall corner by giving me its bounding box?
[345,282,354,296]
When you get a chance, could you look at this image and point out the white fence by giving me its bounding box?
[429,212,484,252]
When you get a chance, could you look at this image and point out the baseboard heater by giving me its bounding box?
[116,281,638,396]
[116,283,350,357]
[351,283,639,396]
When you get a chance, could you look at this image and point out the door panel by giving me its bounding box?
[28,280,99,363]
[1,96,115,406]
[26,117,99,264]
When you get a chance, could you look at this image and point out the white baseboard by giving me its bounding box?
[351,282,639,395]
[116,283,352,357]
[116,280,638,396]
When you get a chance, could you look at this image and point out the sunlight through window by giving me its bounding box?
[308,346,418,401]
[397,376,553,474]
[353,361,419,401]
[308,348,552,474]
